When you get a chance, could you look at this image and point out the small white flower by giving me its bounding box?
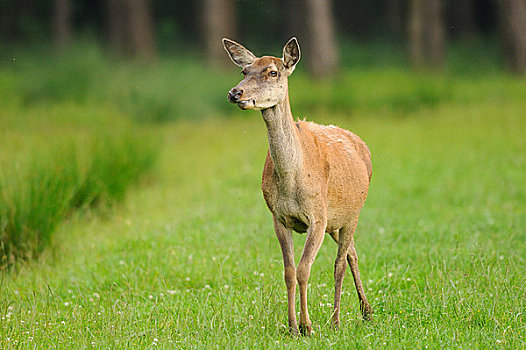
[167,290,176,295]
[388,272,393,278]
[185,277,190,282]
[204,285,211,289]
[93,293,100,298]
[64,302,70,307]
[149,295,154,300]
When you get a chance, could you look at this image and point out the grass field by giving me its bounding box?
[1,83,525,347]
[1,43,525,347]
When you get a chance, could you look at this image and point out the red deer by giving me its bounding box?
[223,37,372,335]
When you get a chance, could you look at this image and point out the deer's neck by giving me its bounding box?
[261,92,303,187]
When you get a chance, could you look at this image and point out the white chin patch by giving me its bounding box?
[238,99,258,110]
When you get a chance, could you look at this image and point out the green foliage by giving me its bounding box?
[4,41,522,124]
[0,104,158,269]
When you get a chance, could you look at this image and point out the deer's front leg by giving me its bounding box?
[273,216,298,335]
[297,219,326,336]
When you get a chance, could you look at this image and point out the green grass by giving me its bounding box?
[0,102,159,268]
[0,42,525,347]
[1,94,525,347]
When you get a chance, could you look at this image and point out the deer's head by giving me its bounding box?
[223,37,300,110]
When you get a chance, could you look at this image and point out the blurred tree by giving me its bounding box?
[409,0,445,68]
[449,0,475,38]
[387,0,403,35]
[202,0,236,66]
[106,0,128,54]
[53,0,72,48]
[304,0,339,78]
[105,0,157,60]
[497,0,526,75]
[127,0,157,60]
[0,1,16,41]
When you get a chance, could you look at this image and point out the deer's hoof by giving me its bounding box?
[361,303,373,321]
[299,323,312,336]
[289,326,299,337]
[331,319,340,330]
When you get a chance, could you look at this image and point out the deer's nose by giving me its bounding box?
[228,88,244,103]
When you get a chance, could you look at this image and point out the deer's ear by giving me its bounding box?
[282,37,301,72]
[222,38,256,67]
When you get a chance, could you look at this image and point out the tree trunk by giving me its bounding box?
[202,0,236,67]
[53,0,72,48]
[451,0,475,38]
[497,0,526,75]
[409,0,425,66]
[304,0,339,78]
[127,0,157,61]
[288,0,305,40]
[0,1,16,42]
[425,0,445,67]
[409,0,445,69]
[106,0,128,54]
[387,0,402,35]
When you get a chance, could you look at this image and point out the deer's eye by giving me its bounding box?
[269,71,278,77]
[241,70,247,75]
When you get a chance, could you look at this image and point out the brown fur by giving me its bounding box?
[223,37,372,336]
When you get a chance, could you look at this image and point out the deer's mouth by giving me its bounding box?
[238,99,256,110]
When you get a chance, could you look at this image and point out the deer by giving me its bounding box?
[223,37,373,336]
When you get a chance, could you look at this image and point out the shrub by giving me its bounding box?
[0,113,158,269]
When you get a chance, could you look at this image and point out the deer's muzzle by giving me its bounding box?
[228,87,243,103]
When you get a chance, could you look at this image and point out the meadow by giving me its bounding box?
[1,44,525,348]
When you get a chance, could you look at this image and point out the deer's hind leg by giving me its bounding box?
[347,239,372,320]
[329,219,372,323]
[332,222,355,328]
